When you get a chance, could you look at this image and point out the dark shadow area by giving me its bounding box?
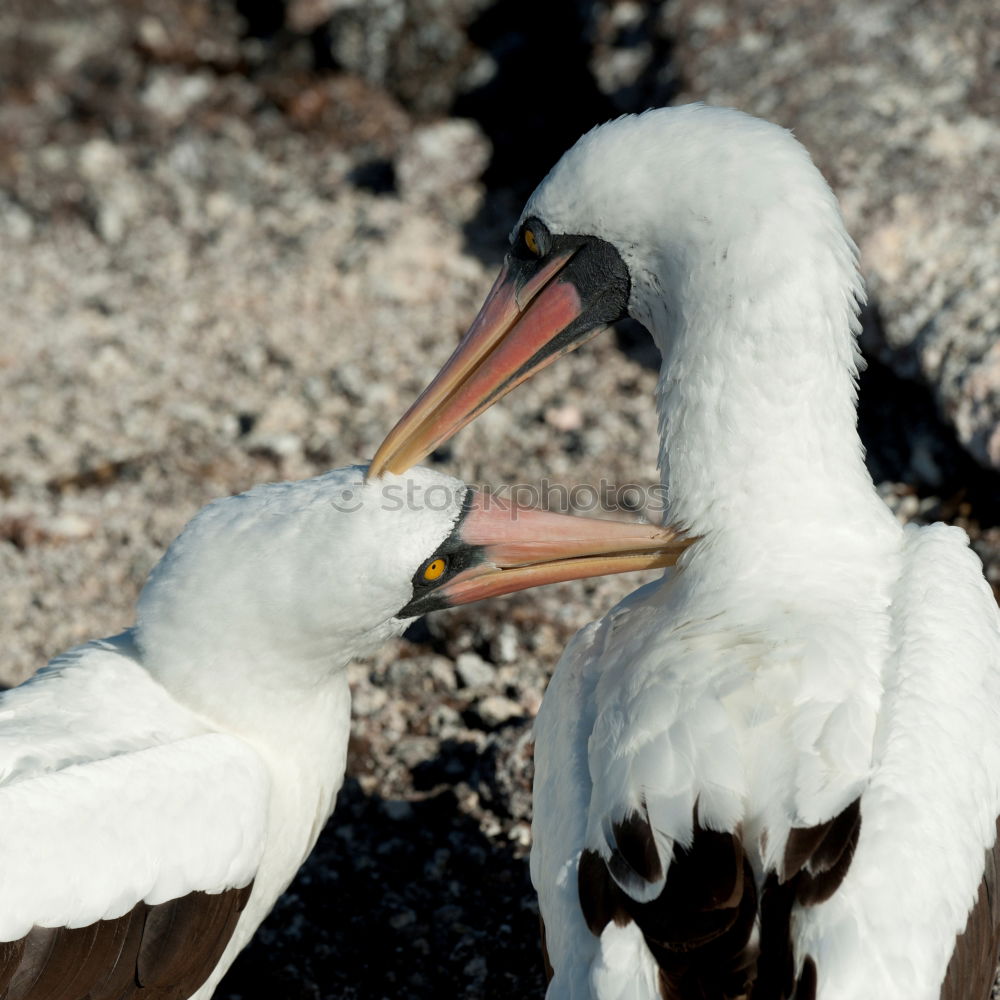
[348,158,397,195]
[858,353,954,488]
[451,0,614,196]
[857,354,1000,529]
[410,736,530,798]
[218,767,545,999]
[452,1,682,264]
[412,737,493,790]
[235,0,287,39]
[614,316,661,372]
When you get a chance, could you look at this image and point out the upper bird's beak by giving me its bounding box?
[400,492,691,618]
[369,237,625,478]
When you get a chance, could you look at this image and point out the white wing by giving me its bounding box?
[0,634,270,941]
[532,587,663,1000]
[795,523,1000,1000]
[534,519,959,999]
[532,617,602,999]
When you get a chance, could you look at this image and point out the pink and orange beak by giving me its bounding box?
[369,225,630,478]
[397,491,690,618]
[370,224,679,617]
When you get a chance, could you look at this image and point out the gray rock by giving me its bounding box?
[491,623,520,664]
[3,3,997,998]
[396,119,491,223]
[455,651,494,688]
[320,0,490,116]
[473,695,524,729]
[661,0,1000,473]
[351,682,389,718]
[381,799,415,822]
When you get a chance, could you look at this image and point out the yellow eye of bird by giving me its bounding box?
[423,558,446,581]
[524,228,540,255]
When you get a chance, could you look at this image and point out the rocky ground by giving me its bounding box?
[1,1,998,997]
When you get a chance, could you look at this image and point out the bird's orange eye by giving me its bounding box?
[423,558,447,581]
[524,228,540,255]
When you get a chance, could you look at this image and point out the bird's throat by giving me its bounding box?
[650,319,896,562]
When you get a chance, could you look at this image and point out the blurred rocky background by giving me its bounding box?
[1,0,997,996]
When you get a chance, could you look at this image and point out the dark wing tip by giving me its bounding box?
[794,799,862,906]
[579,814,757,1000]
[137,885,252,991]
[578,848,632,936]
[782,819,835,882]
[0,883,253,1000]
[611,808,664,886]
[792,956,818,1000]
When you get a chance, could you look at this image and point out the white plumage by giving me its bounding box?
[1,462,690,999]
[529,109,1000,1000]
[1,466,466,998]
[532,521,1000,999]
[0,643,267,939]
[371,104,1000,1000]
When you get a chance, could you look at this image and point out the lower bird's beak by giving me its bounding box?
[400,492,690,618]
[369,248,597,478]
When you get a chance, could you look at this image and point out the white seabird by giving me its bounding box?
[0,463,689,1000]
[369,105,1000,999]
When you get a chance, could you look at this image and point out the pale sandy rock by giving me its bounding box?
[141,69,214,125]
[2,2,997,997]
[544,403,584,432]
[351,682,389,718]
[492,622,520,663]
[474,694,524,728]
[396,119,491,222]
[455,650,494,688]
[659,0,1000,473]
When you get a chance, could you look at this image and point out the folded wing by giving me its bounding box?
[0,639,270,1000]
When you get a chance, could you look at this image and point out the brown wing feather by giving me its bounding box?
[2,928,58,1000]
[940,816,1000,1000]
[6,919,140,1000]
[791,956,817,1000]
[577,806,757,1000]
[134,886,252,999]
[0,940,27,995]
[578,848,631,936]
[754,874,796,1000]
[612,812,665,884]
[794,801,862,907]
[84,904,149,1000]
[0,883,253,1000]
[571,799,864,999]
[651,854,758,1000]
[755,798,862,1000]
[782,821,835,882]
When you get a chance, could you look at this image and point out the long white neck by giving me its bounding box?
[174,645,356,1000]
[526,105,901,575]
[141,633,356,912]
[638,209,899,582]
